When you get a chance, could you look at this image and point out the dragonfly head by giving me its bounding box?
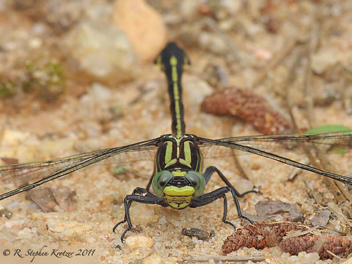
[152,170,205,209]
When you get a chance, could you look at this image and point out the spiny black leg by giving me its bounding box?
[113,188,165,242]
[189,187,230,208]
[190,188,237,229]
[193,166,256,227]
[113,189,148,235]
[203,166,257,197]
[113,196,133,242]
[209,166,255,223]
[190,186,252,227]
[228,188,254,224]
[113,188,151,233]
[221,194,236,229]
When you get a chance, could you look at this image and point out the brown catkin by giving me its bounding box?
[222,222,352,259]
[201,87,293,135]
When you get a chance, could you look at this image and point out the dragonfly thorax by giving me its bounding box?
[151,135,205,208]
[155,134,203,172]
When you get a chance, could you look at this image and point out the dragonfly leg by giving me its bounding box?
[222,193,236,228]
[113,187,165,242]
[203,166,257,197]
[195,166,256,225]
[189,186,252,229]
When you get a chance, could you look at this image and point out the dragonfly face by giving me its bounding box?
[152,134,206,209]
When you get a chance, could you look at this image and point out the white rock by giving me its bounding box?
[286,255,299,264]
[65,21,136,85]
[2,129,32,146]
[91,83,113,102]
[47,218,92,236]
[298,252,320,263]
[236,178,254,193]
[142,254,163,264]
[125,235,154,249]
[311,50,339,75]
[199,32,228,55]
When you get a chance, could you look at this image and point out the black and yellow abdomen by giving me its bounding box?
[155,42,190,138]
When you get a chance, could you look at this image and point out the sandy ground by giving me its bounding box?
[0,1,352,263]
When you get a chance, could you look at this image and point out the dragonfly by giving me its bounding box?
[0,42,352,242]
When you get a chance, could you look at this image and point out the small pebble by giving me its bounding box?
[311,50,339,75]
[47,219,92,236]
[142,254,163,264]
[65,21,136,85]
[182,227,212,241]
[297,252,320,264]
[125,235,154,249]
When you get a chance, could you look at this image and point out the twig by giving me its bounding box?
[302,42,315,128]
[221,117,251,181]
[183,255,265,262]
[286,157,308,181]
[283,43,326,183]
[282,19,348,205]
[231,150,250,181]
[303,3,351,205]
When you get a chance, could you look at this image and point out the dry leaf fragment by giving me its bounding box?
[255,200,304,222]
[310,209,331,227]
[27,187,75,212]
[27,188,57,212]
[52,187,76,212]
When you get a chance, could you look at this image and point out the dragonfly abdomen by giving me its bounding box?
[154,42,190,138]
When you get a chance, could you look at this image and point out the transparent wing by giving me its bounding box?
[197,131,352,185]
[199,131,352,157]
[0,137,161,200]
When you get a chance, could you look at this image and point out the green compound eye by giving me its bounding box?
[152,170,173,196]
[185,171,205,196]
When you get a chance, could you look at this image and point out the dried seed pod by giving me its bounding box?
[222,222,301,253]
[281,235,352,259]
[200,87,293,135]
[222,222,352,260]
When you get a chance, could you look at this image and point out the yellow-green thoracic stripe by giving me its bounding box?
[156,135,203,174]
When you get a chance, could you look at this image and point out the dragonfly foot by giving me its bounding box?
[240,214,254,225]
